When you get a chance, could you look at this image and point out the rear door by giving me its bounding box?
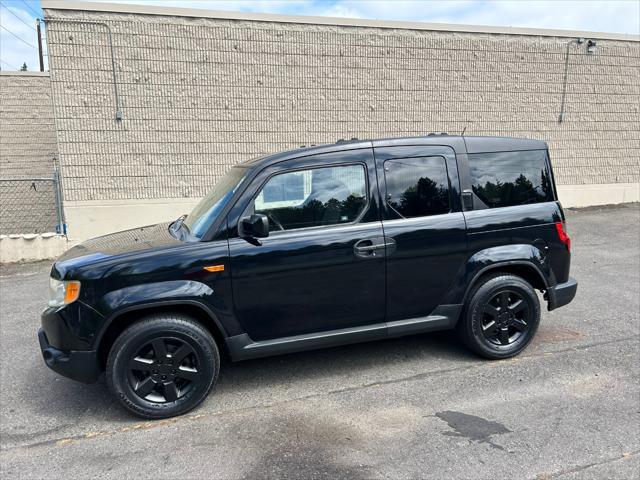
[374,145,467,322]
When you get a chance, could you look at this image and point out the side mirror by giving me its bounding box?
[239,214,269,239]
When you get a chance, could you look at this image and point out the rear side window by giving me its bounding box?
[384,156,450,218]
[469,150,555,208]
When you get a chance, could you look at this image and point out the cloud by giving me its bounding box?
[424,0,640,34]
[1,0,638,71]
[85,0,639,34]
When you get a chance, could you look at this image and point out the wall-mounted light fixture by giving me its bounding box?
[587,39,597,54]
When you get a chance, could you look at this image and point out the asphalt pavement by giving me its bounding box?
[0,203,638,479]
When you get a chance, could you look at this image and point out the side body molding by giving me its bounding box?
[226,303,463,361]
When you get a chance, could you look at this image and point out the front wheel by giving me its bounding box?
[106,314,219,419]
[458,273,541,359]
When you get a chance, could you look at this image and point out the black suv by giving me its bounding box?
[39,136,577,418]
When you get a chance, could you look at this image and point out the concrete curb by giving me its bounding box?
[0,233,68,263]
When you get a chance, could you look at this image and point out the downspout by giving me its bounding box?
[42,17,123,121]
[559,38,591,123]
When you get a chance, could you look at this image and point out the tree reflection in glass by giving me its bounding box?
[384,156,451,219]
[469,151,554,208]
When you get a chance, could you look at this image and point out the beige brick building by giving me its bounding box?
[41,0,639,241]
[0,72,61,234]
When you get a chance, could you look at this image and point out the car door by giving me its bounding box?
[374,145,467,323]
[227,148,386,341]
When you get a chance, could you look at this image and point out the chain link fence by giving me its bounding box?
[0,169,66,235]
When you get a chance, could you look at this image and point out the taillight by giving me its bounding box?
[555,221,571,251]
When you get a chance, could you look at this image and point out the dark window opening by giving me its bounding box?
[469,150,555,208]
[252,164,367,231]
[384,156,450,218]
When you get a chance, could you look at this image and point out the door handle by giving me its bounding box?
[355,244,382,252]
[354,237,390,258]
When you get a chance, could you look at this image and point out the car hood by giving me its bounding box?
[56,222,181,265]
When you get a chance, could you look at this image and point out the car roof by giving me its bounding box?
[239,135,548,169]
[461,136,548,154]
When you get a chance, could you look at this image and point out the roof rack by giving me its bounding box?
[427,132,449,136]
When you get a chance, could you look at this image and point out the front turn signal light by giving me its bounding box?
[48,278,81,308]
[64,281,81,304]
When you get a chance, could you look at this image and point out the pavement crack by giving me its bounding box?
[533,449,640,479]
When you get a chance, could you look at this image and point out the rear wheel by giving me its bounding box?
[106,314,219,419]
[458,273,540,359]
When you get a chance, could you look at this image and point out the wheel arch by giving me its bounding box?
[96,300,228,369]
[462,261,549,306]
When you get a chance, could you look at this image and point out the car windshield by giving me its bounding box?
[184,166,248,238]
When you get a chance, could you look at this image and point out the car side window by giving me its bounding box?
[468,150,555,208]
[384,156,450,218]
[252,164,368,231]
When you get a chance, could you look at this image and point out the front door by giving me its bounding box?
[375,145,468,321]
[228,148,386,341]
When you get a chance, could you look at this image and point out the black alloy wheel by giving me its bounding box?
[481,290,531,346]
[127,337,200,403]
[107,314,219,419]
[458,273,541,359]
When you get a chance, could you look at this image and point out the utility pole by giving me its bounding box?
[36,19,44,72]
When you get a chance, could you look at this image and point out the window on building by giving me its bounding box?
[384,156,450,218]
[252,164,367,231]
[469,150,554,208]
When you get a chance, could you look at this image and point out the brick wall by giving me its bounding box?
[0,73,58,178]
[0,72,60,234]
[42,5,639,208]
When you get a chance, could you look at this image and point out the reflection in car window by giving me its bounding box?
[253,165,367,231]
[384,157,450,218]
[469,150,554,208]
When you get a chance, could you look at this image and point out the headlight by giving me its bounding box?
[48,278,81,308]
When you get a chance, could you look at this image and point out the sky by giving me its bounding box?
[1,0,639,71]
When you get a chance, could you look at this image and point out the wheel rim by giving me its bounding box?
[127,337,200,403]
[481,290,531,346]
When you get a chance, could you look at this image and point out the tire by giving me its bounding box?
[106,313,220,419]
[458,273,540,359]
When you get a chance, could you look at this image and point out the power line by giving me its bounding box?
[0,1,37,31]
[0,58,20,70]
[18,0,40,18]
[0,24,37,49]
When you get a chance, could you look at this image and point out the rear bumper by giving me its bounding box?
[38,328,100,383]
[547,277,578,311]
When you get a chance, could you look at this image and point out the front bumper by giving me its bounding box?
[38,328,101,383]
[547,277,578,311]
